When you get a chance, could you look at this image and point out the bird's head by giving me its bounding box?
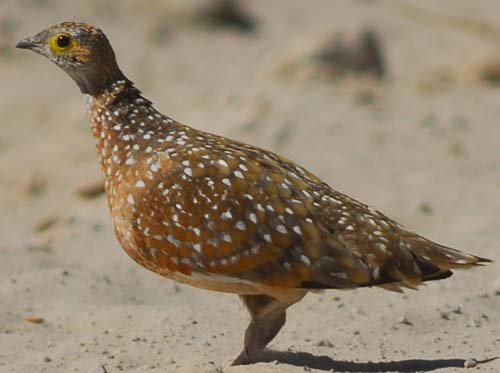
[17,21,126,96]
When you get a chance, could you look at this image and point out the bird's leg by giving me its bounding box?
[231,294,285,366]
[232,292,305,366]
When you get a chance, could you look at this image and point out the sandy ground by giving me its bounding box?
[1,1,499,372]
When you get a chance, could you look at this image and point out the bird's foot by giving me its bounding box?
[231,347,267,366]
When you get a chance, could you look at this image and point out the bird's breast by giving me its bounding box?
[104,150,182,273]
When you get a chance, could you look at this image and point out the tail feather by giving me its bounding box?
[405,235,492,271]
[371,235,490,292]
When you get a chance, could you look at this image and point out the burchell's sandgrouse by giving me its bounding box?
[17,22,491,365]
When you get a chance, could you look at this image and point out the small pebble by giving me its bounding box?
[438,310,450,320]
[315,339,334,348]
[464,358,478,368]
[87,364,107,373]
[25,316,45,324]
[398,317,412,326]
[76,180,105,199]
[205,365,224,373]
[35,216,59,233]
[197,0,257,33]
[313,28,387,79]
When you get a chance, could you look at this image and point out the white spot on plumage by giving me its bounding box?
[127,193,135,205]
[249,213,257,223]
[300,255,311,266]
[218,159,228,167]
[276,225,287,234]
[167,234,180,247]
[193,243,201,253]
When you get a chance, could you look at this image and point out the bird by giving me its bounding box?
[17,22,490,366]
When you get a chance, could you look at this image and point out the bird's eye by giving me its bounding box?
[56,34,70,48]
[50,32,75,53]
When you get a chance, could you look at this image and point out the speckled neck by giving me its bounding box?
[85,80,176,185]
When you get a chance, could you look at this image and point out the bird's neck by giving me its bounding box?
[68,59,128,96]
[85,80,176,183]
[88,79,149,113]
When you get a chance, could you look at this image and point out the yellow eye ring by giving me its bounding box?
[50,32,76,53]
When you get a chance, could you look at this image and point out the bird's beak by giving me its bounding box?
[16,33,47,56]
[16,37,37,50]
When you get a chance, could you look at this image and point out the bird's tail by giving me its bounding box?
[404,234,491,271]
[375,234,491,293]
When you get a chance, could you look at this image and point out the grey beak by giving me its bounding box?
[16,37,37,50]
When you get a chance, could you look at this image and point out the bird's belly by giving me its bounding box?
[160,270,266,294]
[108,202,301,297]
[146,262,306,299]
[111,226,291,297]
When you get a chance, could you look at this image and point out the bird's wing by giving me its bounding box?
[132,128,487,292]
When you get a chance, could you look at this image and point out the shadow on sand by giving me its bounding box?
[254,350,498,372]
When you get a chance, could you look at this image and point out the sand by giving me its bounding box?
[0,0,499,372]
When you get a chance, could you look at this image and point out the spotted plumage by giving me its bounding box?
[17,22,491,366]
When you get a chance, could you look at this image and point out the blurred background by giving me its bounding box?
[0,1,499,372]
